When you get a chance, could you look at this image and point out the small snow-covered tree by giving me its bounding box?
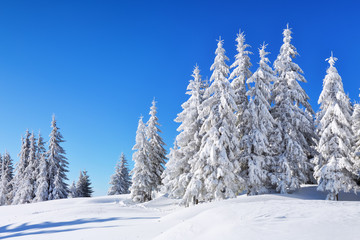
[182,38,243,205]
[68,181,78,198]
[12,131,34,204]
[271,25,317,193]
[76,170,93,197]
[241,43,280,195]
[47,115,69,200]
[229,30,252,139]
[146,99,167,192]
[162,65,205,199]
[108,153,131,195]
[131,116,153,202]
[33,132,49,202]
[314,53,356,200]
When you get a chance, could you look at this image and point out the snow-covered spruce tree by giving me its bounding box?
[131,116,153,202]
[68,181,78,198]
[33,132,49,202]
[76,170,93,197]
[12,131,34,204]
[0,154,2,180]
[271,25,317,193]
[241,43,280,195]
[0,156,6,205]
[353,95,360,182]
[2,151,14,204]
[146,99,167,192]
[108,153,131,195]
[314,53,356,200]
[182,38,243,205]
[28,132,38,200]
[162,65,205,199]
[47,115,69,200]
[229,30,252,139]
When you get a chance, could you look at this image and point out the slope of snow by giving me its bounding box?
[1,185,360,240]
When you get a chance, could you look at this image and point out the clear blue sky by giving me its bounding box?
[0,0,359,196]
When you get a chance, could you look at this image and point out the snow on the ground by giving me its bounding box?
[1,185,360,240]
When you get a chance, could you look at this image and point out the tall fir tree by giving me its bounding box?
[241,44,280,195]
[0,155,6,205]
[12,131,34,204]
[162,65,205,199]
[47,115,69,200]
[271,25,317,193]
[34,132,49,202]
[182,38,243,205]
[314,53,356,200]
[76,170,93,197]
[229,30,252,139]
[108,153,131,195]
[28,132,38,199]
[146,99,167,192]
[131,116,153,202]
[353,94,360,180]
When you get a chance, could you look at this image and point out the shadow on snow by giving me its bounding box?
[0,216,159,239]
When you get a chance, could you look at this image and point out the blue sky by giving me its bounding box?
[0,0,359,196]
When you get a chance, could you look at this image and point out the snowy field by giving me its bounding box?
[1,185,360,240]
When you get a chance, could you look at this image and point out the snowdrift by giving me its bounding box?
[1,185,360,240]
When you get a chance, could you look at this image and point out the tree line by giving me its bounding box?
[131,25,360,204]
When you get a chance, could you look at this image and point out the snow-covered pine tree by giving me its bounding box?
[76,170,93,197]
[146,99,167,193]
[47,115,69,200]
[108,153,131,195]
[229,30,252,139]
[68,181,78,198]
[241,43,280,195]
[0,154,2,180]
[353,94,360,181]
[131,116,153,202]
[271,25,317,193]
[0,155,6,205]
[2,151,14,205]
[12,131,34,204]
[182,38,243,205]
[33,132,49,202]
[162,65,205,199]
[162,140,182,197]
[314,53,356,200]
[28,132,38,200]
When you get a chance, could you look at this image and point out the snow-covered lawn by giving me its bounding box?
[1,185,360,240]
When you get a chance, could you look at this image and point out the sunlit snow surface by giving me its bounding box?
[1,185,360,240]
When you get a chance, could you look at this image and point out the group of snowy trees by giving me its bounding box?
[131,100,167,202]
[69,170,93,198]
[0,115,69,205]
[161,25,360,204]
